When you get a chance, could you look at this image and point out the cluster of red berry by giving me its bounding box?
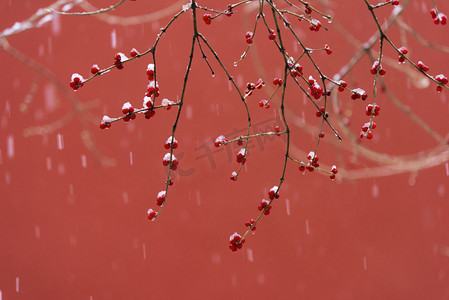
[370,60,386,76]
[229,232,245,252]
[359,104,380,139]
[430,8,447,25]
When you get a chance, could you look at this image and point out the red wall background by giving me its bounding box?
[1,0,449,299]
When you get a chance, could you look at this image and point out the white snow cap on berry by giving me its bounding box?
[71,73,84,81]
[122,102,132,110]
[102,115,113,123]
[143,96,153,108]
[157,191,166,198]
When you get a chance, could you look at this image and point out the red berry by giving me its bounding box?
[328,163,337,173]
[392,0,399,5]
[130,48,139,57]
[229,233,244,252]
[90,64,100,74]
[100,115,112,129]
[309,19,321,31]
[435,74,448,85]
[274,125,281,135]
[440,13,447,25]
[268,29,276,40]
[268,186,279,200]
[214,135,227,147]
[305,5,312,14]
[417,61,429,72]
[164,136,179,149]
[203,14,212,25]
[324,44,332,55]
[255,78,265,89]
[156,191,166,206]
[273,77,283,85]
[259,99,270,108]
[70,73,84,90]
[299,163,305,172]
[430,8,438,19]
[121,102,134,114]
[236,148,247,164]
[319,132,325,138]
[147,209,157,220]
[146,63,155,80]
[230,171,238,181]
[144,110,155,119]
[399,46,408,55]
[246,37,253,44]
[338,80,347,92]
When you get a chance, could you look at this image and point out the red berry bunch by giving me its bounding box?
[360,121,377,140]
[315,106,328,118]
[69,73,84,90]
[90,64,100,74]
[229,232,245,252]
[258,199,272,215]
[290,63,304,77]
[114,52,127,70]
[214,135,228,147]
[236,148,247,164]
[163,153,178,170]
[398,46,408,63]
[306,151,319,172]
[99,115,113,129]
[121,102,134,114]
[391,0,399,5]
[259,99,270,108]
[164,136,179,149]
[245,219,256,231]
[245,31,253,44]
[121,102,136,122]
[435,74,448,92]
[417,61,429,72]
[304,4,312,14]
[351,88,368,100]
[130,48,139,57]
[337,80,347,92]
[156,191,166,206]
[308,76,323,99]
[366,104,380,116]
[330,165,338,179]
[203,13,212,25]
[147,208,157,220]
[268,186,280,200]
[430,9,447,25]
[143,96,154,109]
[268,29,276,40]
[146,63,155,81]
[142,96,155,119]
[146,81,160,97]
[370,60,386,76]
[230,171,238,181]
[161,98,175,110]
[309,19,321,31]
[273,77,283,85]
